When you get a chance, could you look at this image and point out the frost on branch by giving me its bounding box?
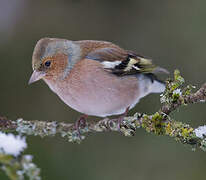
[194,125,206,139]
[0,131,41,180]
[0,132,27,156]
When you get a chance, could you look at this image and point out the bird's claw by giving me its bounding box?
[74,115,88,141]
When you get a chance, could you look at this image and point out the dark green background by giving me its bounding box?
[0,0,206,179]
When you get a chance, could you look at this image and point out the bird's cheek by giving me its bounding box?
[44,70,59,82]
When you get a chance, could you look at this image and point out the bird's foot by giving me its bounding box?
[74,114,88,140]
[117,107,130,131]
[115,107,136,136]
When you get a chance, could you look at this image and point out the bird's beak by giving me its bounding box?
[28,70,46,85]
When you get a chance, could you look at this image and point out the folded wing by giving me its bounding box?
[86,47,169,76]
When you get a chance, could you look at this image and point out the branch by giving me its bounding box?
[161,82,206,115]
[0,70,206,151]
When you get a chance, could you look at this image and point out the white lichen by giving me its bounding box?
[0,132,27,156]
[160,93,167,103]
[194,125,206,139]
[173,88,182,96]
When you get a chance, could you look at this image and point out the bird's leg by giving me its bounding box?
[117,107,130,130]
[74,114,88,138]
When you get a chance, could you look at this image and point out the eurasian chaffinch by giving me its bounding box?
[29,38,168,125]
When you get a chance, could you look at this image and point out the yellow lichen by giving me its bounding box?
[181,127,194,138]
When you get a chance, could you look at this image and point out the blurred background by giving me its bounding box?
[0,0,206,179]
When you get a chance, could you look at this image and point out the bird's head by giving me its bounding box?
[28,38,81,84]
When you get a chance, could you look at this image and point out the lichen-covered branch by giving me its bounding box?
[160,71,206,115]
[0,70,206,151]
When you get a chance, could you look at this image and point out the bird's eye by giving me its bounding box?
[44,61,51,67]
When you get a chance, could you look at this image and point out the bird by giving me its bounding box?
[29,38,168,129]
